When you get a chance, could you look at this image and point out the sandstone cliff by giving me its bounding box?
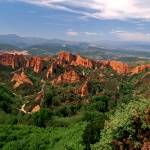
[74,82,89,96]
[0,53,25,69]
[31,105,40,113]
[46,61,58,78]
[132,64,150,74]
[26,56,44,73]
[11,71,33,88]
[58,51,94,68]
[109,61,131,74]
[51,70,81,84]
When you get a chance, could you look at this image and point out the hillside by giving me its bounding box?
[0,52,150,149]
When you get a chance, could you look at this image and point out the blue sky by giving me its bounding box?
[1,0,150,42]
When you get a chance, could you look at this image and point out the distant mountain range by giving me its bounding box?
[0,34,90,48]
[0,34,68,47]
[0,34,150,51]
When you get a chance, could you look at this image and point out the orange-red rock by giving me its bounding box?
[109,61,131,74]
[51,70,81,84]
[58,51,76,62]
[74,82,89,96]
[11,71,33,88]
[71,55,94,68]
[141,142,150,150]
[46,61,58,78]
[57,57,66,65]
[132,64,150,74]
[0,53,25,69]
[58,51,94,68]
[41,56,51,61]
[26,56,44,73]
[31,105,40,113]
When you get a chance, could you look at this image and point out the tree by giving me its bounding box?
[82,121,105,150]
[32,108,53,128]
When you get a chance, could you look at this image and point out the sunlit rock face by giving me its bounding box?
[51,70,81,84]
[11,71,33,88]
[74,82,89,96]
[46,61,58,78]
[0,53,25,69]
[109,61,131,74]
[58,51,94,68]
[132,64,150,74]
[26,56,44,73]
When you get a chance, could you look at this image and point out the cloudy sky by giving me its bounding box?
[1,0,150,41]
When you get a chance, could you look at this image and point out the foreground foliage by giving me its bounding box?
[92,98,150,150]
[0,122,87,150]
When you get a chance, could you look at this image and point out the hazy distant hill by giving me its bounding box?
[0,44,20,50]
[0,34,66,47]
[94,40,150,51]
[1,34,150,51]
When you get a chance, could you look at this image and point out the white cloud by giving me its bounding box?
[84,32,99,36]
[66,30,102,36]
[66,29,78,36]
[111,29,126,33]
[15,0,150,20]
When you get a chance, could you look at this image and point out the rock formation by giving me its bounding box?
[132,64,150,74]
[71,55,94,68]
[74,82,89,96]
[26,56,44,73]
[97,60,131,74]
[0,53,25,69]
[58,51,76,62]
[51,70,81,84]
[141,142,150,150]
[58,51,94,68]
[31,105,40,113]
[11,71,33,88]
[46,61,58,78]
[109,61,131,74]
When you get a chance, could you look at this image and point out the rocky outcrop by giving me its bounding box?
[58,51,94,68]
[51,70,81,84]
[31,105,40,113]
[71,55,94,68]
[97,60,131,74]
[132,64,150,74]
[141,142,150,150]
[145,106,150,125]
[58,51,76,62]
[109,61,131,74]
[11,72,33,88]
[26,56,44,73]
[0,53,25,69]
[57,57,66,65]
[46,61,58,78]
[74,82,89,96]
[81,82,89,96]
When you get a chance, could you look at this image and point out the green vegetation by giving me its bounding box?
[0,44,20,50]
[92,98,150,150]
[1,52,150,150]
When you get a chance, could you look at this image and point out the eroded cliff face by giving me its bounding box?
[109,61,131,74]
[11,72,33,88]
[46,61,58,78]
[26,56,44,73]
[132,64,150,74]
[58,51,94,68]
[31,105,40,113]
[0,53,25,69]
[97,60,131,74]
[51,70,81,84]
[58,51,76,62]
[74,82,89,96]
